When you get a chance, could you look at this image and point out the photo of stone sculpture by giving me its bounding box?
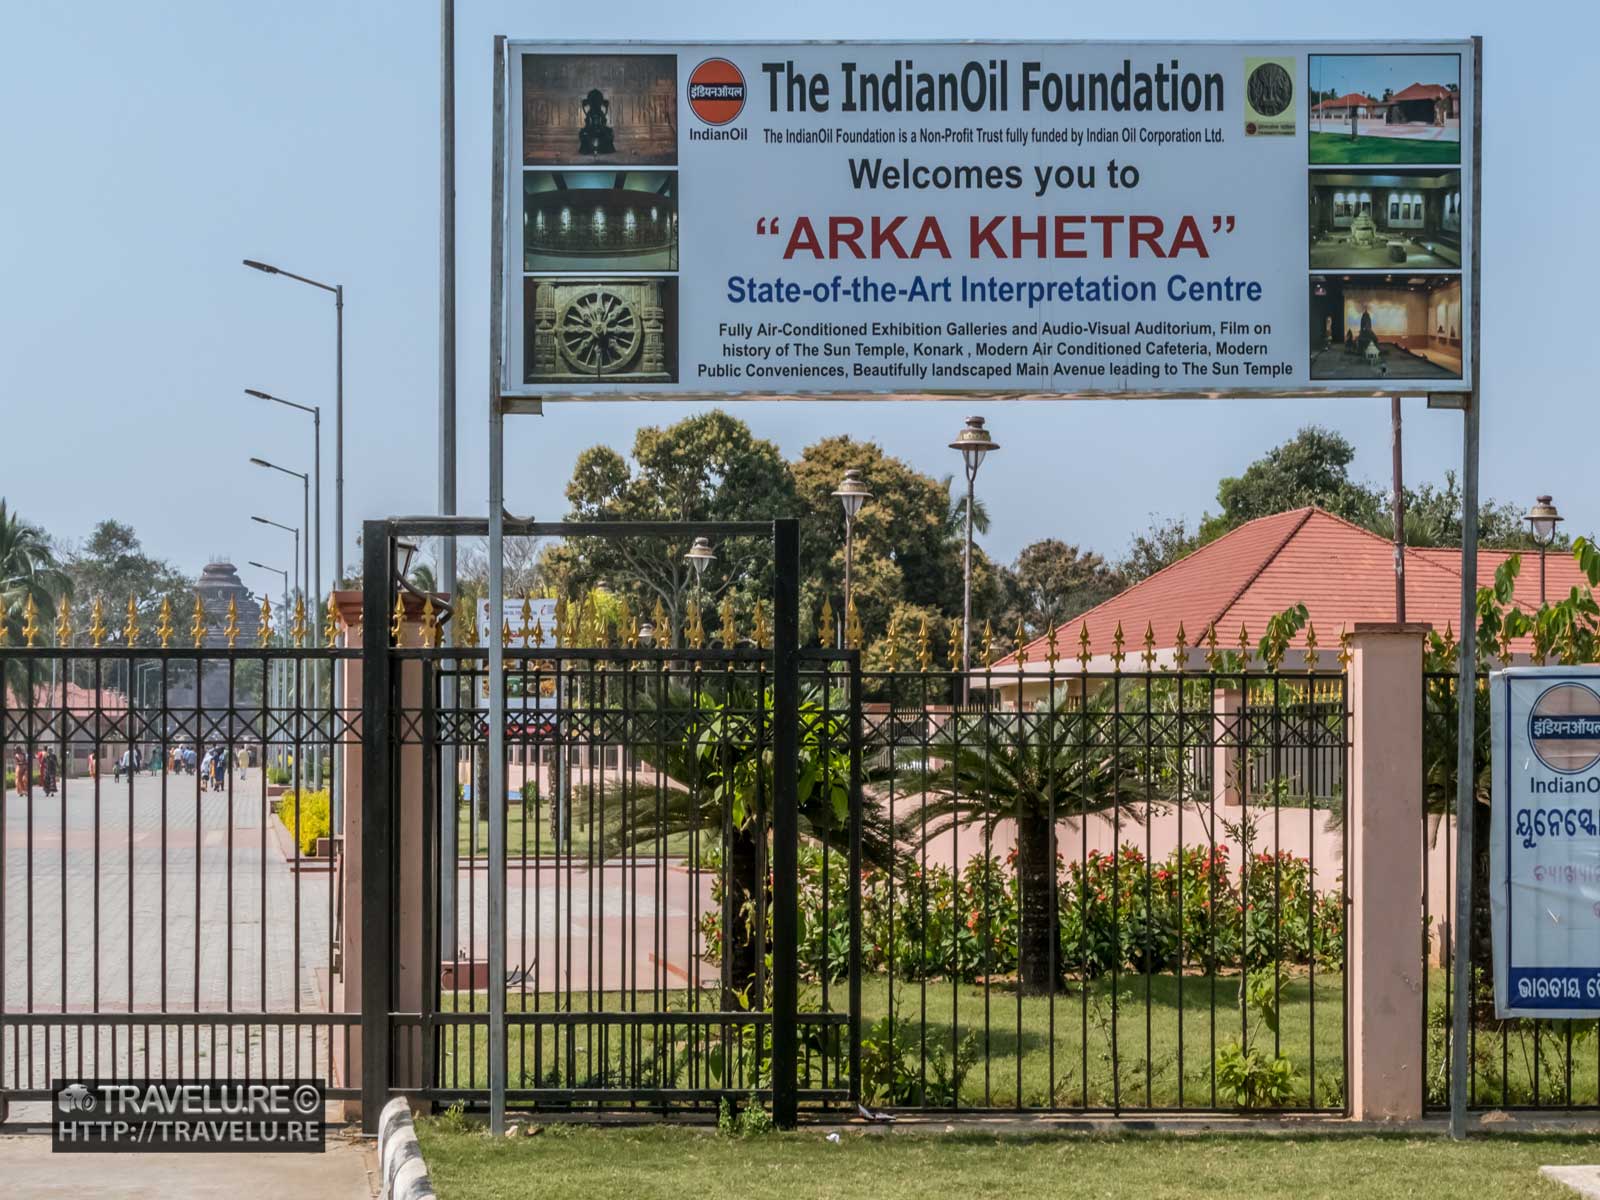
[1308,170,1461,270]
[524,172,678,272]
[524,277,678,385]
[522,54,677,166]
[1309,274,1462,380]
[1308,54,1460,165]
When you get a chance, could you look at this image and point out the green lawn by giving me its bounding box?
[1308,131,1461,165]
[415,1126,1599,1200]
[456,799,692,859]
[434,970,1347,1111]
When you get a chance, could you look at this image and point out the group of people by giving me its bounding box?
[10,747,59,799]
[9,743,254,798]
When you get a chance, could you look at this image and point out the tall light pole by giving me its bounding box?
[1525,495,1564,607]
[685,537,716,629]
[949,416,999,705]
[252,457,317,787]
[249,560,292,771]
[246,390,321,633]
[831,469,872,647]
[242,260,343,585]
[251,516,299,602]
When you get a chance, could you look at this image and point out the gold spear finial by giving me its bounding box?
[292,596,308,647]
[90,597,108,648]
[1046,622,1060,672]
[323,593,341,648]
[225,596,239,648]
[885,608,902,667]
[721,595,738,648]
[1174,622,1189,671]
[419,596,437,648]
[846,597,863,650]
[653,599,670,649]
[258,595,274,647]
[519,597,533,646]
[687,600,705,650]
[946,620,962,672]
[618,598,634,647]
[501,617,513,647]
[1014,618,1029,669]
[191,593,208,648]
[1264,622,1285,672]
[1337,624,1353,671]
[1077,621,1092,670]
[980,619,994,668]
[531,614,545,649]
[753,598,770,650]
[155,597,173,648]
[819,597,835,648]
[21,595,42,647]
[122,595,140,647]
[916,617,932,672]
[1110,621,1126,669]
[1141,621,1157,671]
[1439,621,1457,669]
[1237,622,1252,668]
[55,597,73,647]
[1204,623,1221,672]
[391,592,406,648]
[1303,621,1320,671]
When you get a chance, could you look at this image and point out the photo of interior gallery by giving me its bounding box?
[1308,274,1463,380]
[524,172,678,271]
[1308,170,1461,269]
[522,53,677,166]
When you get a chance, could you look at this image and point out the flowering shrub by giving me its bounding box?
[697,840,1345,983]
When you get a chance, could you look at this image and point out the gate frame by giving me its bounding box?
[358,515,806,1132]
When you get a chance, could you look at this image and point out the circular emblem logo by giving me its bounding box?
[1529,682,1600,774]
[688,58,746,126]
[1246,62,1293,117]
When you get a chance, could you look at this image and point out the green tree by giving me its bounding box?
[0,501,72,690]
[63,519,193,637]
[1200,426,1384,541]
[792,436,995,650]
[562,412,797,643]
[999,539,1125,641]
[1399,472,1548,551]
[1122,515,1196,583]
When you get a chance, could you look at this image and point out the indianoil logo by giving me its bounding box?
[687,58,746,125]
[1529,682,1600,774]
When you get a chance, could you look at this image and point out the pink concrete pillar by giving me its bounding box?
[1212,685,1243,808]
[1347,622,1428,1121]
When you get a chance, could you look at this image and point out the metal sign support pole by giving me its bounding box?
[436,0,459,984]
[1449,33,1484,1142]
[486,33,508,1138]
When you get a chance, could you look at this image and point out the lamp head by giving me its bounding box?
[1526,495,1564,545]
[949,415,999,474]
[242,259,280,275]
[244,388,273,400]
[684,537,716,579]
[832,468,873,521]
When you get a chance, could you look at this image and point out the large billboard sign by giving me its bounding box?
[501,40,1475,401]
[1490,668,1600,1018]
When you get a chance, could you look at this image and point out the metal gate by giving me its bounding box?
[362,517,862,1126]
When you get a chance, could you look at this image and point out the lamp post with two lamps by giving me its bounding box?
[250,457,317,786]
[249,559,292,771]
[949,416,999,703]
[1525,494,1564,607]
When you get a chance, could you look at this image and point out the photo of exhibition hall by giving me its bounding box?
[1308,170,1463,269]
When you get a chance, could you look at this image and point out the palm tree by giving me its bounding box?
[887,683,1159,994]
[0,500,72,693]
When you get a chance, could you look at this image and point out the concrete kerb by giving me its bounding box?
[379,1098,436,1200]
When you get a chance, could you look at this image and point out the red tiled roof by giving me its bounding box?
[995,507,1585,666]
[1390,82,1454,102]
[4,682,128,712]
[1314,93,1378,111]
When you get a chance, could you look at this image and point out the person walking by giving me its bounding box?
[13,749,31,800]
[42,748,58,797]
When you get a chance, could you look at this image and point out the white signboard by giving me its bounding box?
[1490,668,1600,1018]
[503,40,1474,400]
[476,598,559,713]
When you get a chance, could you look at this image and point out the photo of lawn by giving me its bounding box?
[1310,132,1463,165]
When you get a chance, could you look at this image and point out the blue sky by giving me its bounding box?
[1,1,1594,601]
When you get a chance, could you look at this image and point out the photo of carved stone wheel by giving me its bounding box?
[557,288,642,374]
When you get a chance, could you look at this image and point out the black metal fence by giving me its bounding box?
[0,642,358,1106]
[1421,669,1600,1111]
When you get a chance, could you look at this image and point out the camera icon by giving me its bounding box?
[57,1083,96,1114]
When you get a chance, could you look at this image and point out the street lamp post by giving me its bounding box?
[242,261,343,584]
[245,391,321,636]
[250,560,292,770]
[685,538,716,641]
[251,457,318,787]
[948,416,999,705]
[251,516,300,604]
[1525,495,1564,607]
[831,469,872,647]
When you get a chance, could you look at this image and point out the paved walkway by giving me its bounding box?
[3,772,334,1095]
[0,1132,375,1198]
